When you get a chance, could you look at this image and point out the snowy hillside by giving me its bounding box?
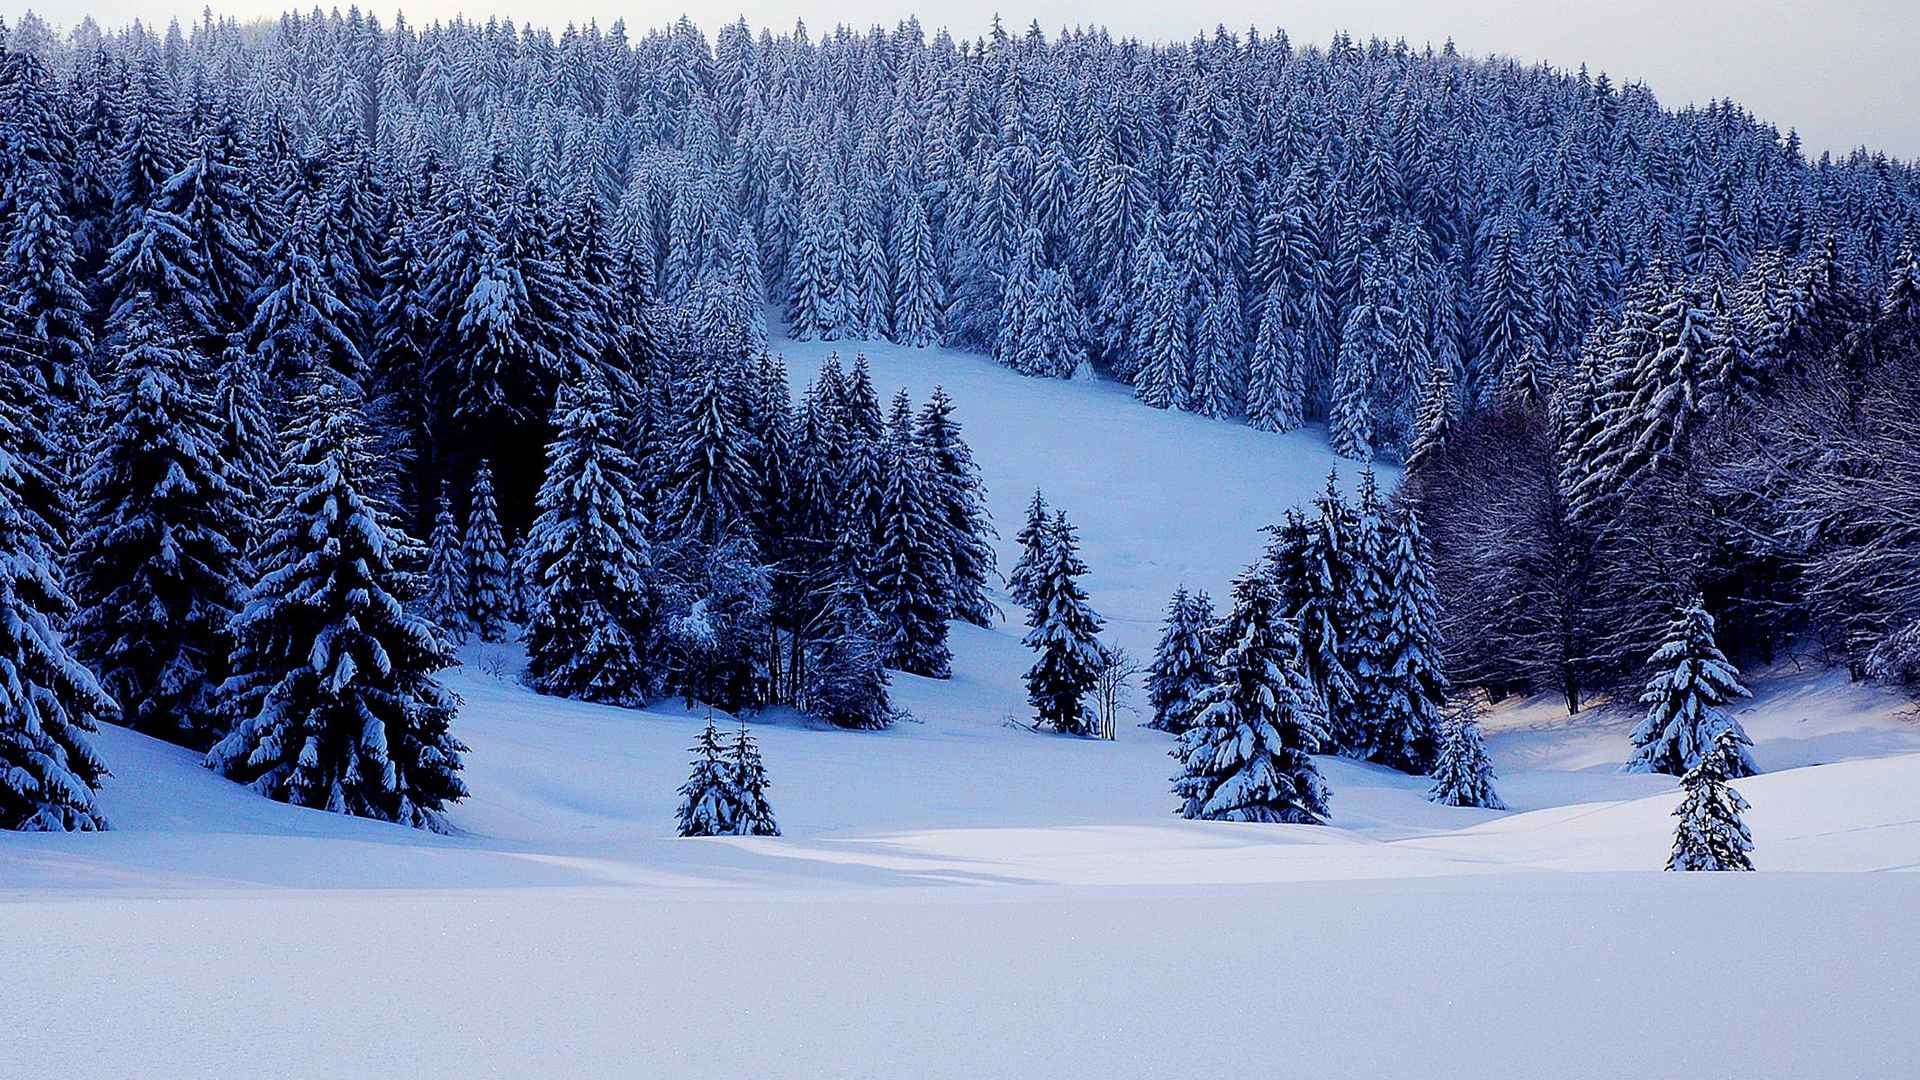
[6,336,1919,1079]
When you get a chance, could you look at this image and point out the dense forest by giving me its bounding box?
[1,9,1916,833]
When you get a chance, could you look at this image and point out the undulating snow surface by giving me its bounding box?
[6,338,1919,1079]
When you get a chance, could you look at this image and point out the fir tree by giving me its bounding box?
[207,378,467,832]
[664,364,755,545]
[1023,511,1106,736]
[729,722,779,836]
[1,365,113,831]
[891,193,945,347]
[1007,488,1050,612]
[800,583,896,731]
[1427,697,1506,809]
[463,459,512,642]
[916,387,998,627]
[1246,284,1305,433]
[1171,571,1330,824]
[1146,586,1215,734]
[1666,729,1756,871]
[1627,598,1759,778]
[1295,473,1367,756]
[525,378,656,706]
[871,392,954,677]
[676,715,734,837]
[70,297,247,749]
[421,482,470,642]
[1373,501,1448,774]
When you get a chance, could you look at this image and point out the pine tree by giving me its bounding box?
[1627,598,1759,778]
[891,193,945,347]
[1295,473,1367,755]
[729,722,779,836]
[525,378,656,706]
[676,715,734,837]
[664,364,755,544]
[1372,501,1448,773]
[1146,587,1214,734]
[1427,697,1506,809]
[1007,489,1051,612]
[463,459,512,642]
[1023,511,1106,736]
[1,365,113,831]
[2,157,94,397]
[871,392,953,677]
[70,297,247,749]
[208,377,467,832]
[916,388,998,627]
[1245,284,1305,433]
[800,583,895,731]
[1130,241,1188,410]
[1666,729,1755,871]
[1171,571,1330,824]
[421,482,470,641]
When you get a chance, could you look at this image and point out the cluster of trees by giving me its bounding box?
[1410,233,1920,713]
[676,716,779,837]
[1157,471,1502,821]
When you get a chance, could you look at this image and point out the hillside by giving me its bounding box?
[6,336,1919,1079]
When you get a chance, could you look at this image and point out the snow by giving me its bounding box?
[7,336,1920,1078]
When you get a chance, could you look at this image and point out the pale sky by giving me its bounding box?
[9,0,1918,159]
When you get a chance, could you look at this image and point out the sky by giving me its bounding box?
[8,0,1918,159]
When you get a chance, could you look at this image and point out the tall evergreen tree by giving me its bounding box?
[871,391,953,677]
[70,297,247,749]
[1372,501,1447,773]
[1023,510,1105,736]
[1427,697,1506,809]
[664,364,755,545]
[1171,571,1330,824]
[1145,586,1214,734]
[676,715,735,837]
[208,378,467,832]
[463,459,512,642]
[916,387,998,628]
[1626,598,1758,778]
[421,482,469,641]
[729,722,779,836]
[1007,488,1051,612]
[1666,729,1756,872]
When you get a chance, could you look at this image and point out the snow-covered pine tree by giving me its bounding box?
[2,157,94,398]
[871,390,953,677]
[1296,473,1367,756]
[463,459,512,642]
[1374,501,1448,773]
[207,342,278,559]
[891,192,945,348]
[1342,469,1393,763]
[207,377,467,832]
[70,295,247,750]
[675,715,735,837]
[1145,586,1215,734]
[1404,358,1459,478]
[1246,283,1305,433]
[525,377,656,706]
[800,583,896,731]
[421,481,470,641]
[1427,697,1506,809]
[1170,571,1330,824]
[729,722,779,836]
[1627,598,1759,778]
[1007,488,1051,612]
[1330,295,1384,462]
[1023,510,1106,736]
[0,362,113,831]
[1666,728,1756,871]
[1130,237,1189,411]
[916,387,998,627]
[664,363,755,545]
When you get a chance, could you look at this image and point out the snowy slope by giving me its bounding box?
[6,335,1919,1079]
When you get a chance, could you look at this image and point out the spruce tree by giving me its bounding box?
[1246,284,1305,433]
[1296,474,1367,756]
[1171,571,1330,824]
[1666,729,1756,872]
[1627,598,1759,778]
[870,391,954,677]
[1023,511,1106,736]
[1146,587,1215,734]
[1374,502,1448,773]
[916,387,998,628]
[2,157,94,397]
[1,368,113,831]
[891,193,945,347]
[664,364,755,545]
[1006,488,1051,611]
[525,378,656,706]
[729,722,779,836]
[71,297,247,749]
[676,716,734,837]
[463,459,512,642]
[800,584,895,731]
[208,378,467,832]
[421,482,470,641]
[1427,697,1506,809]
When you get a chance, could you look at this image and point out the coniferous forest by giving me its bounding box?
[2,7,1918,838]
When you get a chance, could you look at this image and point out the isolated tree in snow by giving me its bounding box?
[1023,511,1106,736]
[1666,729,1755,871]
[1427,697,1506,810]
[207,378,467,832]
[70,297,248,749]
[1145,586,1215,734]
[525,378,656,706]
[0,376,113,831]
[1171,571,1330,824]
[676,715,735,837]
[463,460,512,642]
[1007,488,1051,612]
[421,483,470,641]
[729,722,779,836]
[1626,598,1758,778]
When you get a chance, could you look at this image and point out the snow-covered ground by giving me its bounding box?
[6,337,1919,1079]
